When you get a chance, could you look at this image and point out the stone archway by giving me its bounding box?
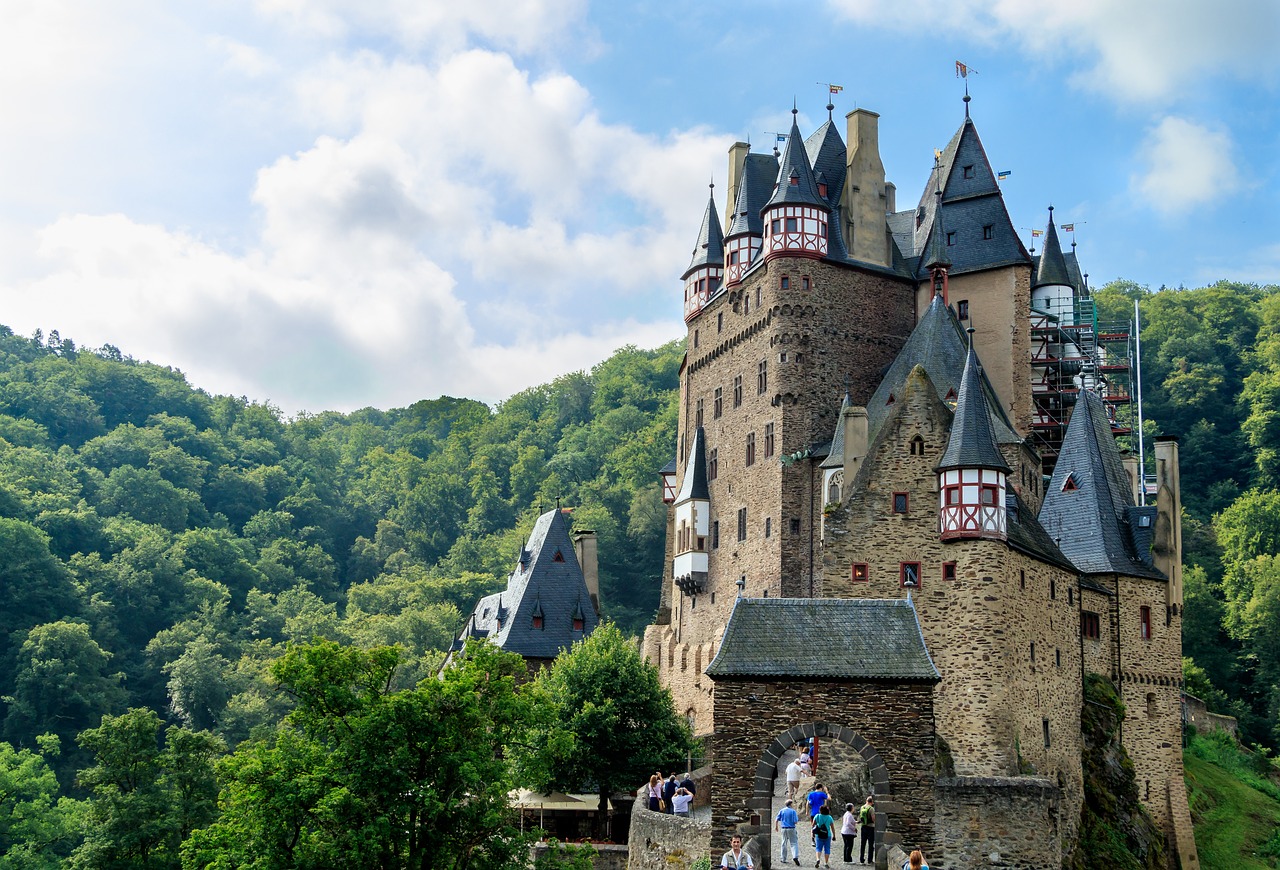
[750,722,892,869]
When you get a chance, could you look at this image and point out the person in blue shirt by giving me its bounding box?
[775,798,800,865]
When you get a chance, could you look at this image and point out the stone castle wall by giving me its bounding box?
[1181,692,1238,738]
[932,776,1064,869]
[656,254,914,732]
[627,797,712,870]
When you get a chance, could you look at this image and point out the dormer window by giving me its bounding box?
[886,393,895,405]
[946,231,956,246]
[553,550,565,562]
[957,300,969,320]
[1138,515,1152,528]
[1062,474,1079,492]
[789,172,799,186]
[573,616,584,631]
[962,165,975,179]
[818,182,828,198]
[910,435,925,456]
[532,615,544,630]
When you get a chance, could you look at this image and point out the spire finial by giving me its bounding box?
[963,82,971,118]
[827,101,835,120]
[966,325,976,350]
[792,97,798,117]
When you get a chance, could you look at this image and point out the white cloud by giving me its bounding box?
[1130,116,1241,218]
[826,0,1280,103]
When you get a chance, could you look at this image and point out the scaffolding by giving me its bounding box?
[1029,293,1136,476]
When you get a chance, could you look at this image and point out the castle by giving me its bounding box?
[641,96,1197,868]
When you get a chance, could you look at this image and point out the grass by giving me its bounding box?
[1185,742,1280,870]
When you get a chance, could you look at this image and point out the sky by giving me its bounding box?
[1,0,1277,415]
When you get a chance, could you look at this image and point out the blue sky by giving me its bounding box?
[0,0,1276,414]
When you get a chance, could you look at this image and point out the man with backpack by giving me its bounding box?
[858,796,876,864]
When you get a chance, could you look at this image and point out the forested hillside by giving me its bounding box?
[1,277,1279,865]
[0,326,679,786]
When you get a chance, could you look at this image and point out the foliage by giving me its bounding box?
[520,623,692,835]
[0,737,82,868]
[1184,747,1280,869]
[182,639,541,869]
[533,839,597,870]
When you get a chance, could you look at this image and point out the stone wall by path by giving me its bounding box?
[627,797,713,870]
[533,842,628,870]
[1181,692,1238,738]
[932,776,1063,869]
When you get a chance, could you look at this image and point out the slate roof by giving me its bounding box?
[1033,209,1072,289]
[1038,391,1166,580]
[804,118,847,210]
[727,153,780,238]
[460,508,599,660]
[820,392,852,469]
[897,116,1030,277]
[676,426,710,502]
[684,186,724,278]
[1006,490,1078,573]
[766,112,827,209]
[937,346,1010,472]
[867,294,1019,445]
[705,598,940,681]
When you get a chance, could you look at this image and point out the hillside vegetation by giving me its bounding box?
[0,277,1278,864]
[1185,730,1280,869]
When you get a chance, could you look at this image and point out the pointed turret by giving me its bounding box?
[724,153,777,286]
[924,179,952,303]
[762,108,830,262]
[673,427,711,596]
[682,184,725,321]
[805,117,847,209]
[1031,206,1075,322]
[937,340,1010,541]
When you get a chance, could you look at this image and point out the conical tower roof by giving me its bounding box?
[766,110,826,209]
[937,343,1010,472]
[684,185,724,278]
[726,153,779,238]
[1033,207,1072,289]
[676,426,710,502]
[820,391,853,469]
[804,116,847,209]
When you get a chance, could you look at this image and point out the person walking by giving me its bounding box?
[721,834,755,869]
[775,798,800,866]
[645,774,662,812]
[785,757,804,800]
[840,802,857,863]
[806,783,830,822]
[812,802,835,868]
[662,773,678,814]
[858,796,876,864]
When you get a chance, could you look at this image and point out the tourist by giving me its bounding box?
[902,849,929,870]
[840,802,858,863]
[645,774,662,812]
[721,834,754,869]
[785,757,804,800]
[663,773,679,813]
[798,744,813,776]
[858,796,876,864]
[812,802,835,868]
[806,783,830,821]
[671,786,693,816]
[681,771,697,795]
[775,798,800,866]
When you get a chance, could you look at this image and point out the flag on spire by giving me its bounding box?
[829,84,844,94]
[1061,223,1075,232]
[997,170,1011,180]
[956,60,968,78]
[1031,229,1044,238]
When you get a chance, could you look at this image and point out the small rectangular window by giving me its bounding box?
[785,217,797,232]
[963,164,975,179]
[946,231,956,246]
[801,276,811,291]
[758,360,768,394]
[893,492,909,514]
[708,448,718,481]
[764,517,771,538]
[942,562,956,582]
[1043,719,1051,749]
[1140,605,1152,640]
[764,422,775,458]
[714,387,723,419]
[729,250,739,264]
[693,329,699,348]
[852,563,869,582]
[733,375,742,407]
[695,399,704,429]
[711,520,719,549]
[957,300,969,320]
[982,224,994,240]
[745,432,756,467]
[780,275,790,290]
[790,518,801,535]
[900,562,921,589]
[771,219,781,234]
[717,312,723,333]
[737,507,747,542]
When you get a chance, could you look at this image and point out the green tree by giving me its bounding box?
[0,736,82,867]
[521,623,692,837]
[183,639,538,869]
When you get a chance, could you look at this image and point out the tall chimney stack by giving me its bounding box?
[1152,437,1183,609]
[573,529,601,615]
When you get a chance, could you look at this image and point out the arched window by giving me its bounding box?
[910,435,925,456]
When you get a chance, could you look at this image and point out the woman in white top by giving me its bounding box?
[840,803,858,864]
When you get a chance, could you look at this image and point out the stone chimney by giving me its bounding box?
[841,406,870,484]
[844,109,889,267]
[573,529,601,615]
[1152,437,1183,609]
[725,141,750,222]
[1121,452,1142,505]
